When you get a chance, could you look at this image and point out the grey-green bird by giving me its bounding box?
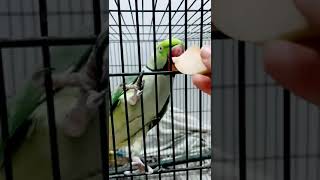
[109,38,185,174]
[0,35,185,179]
[0,30,108,179]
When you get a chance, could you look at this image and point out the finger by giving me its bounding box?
[263,40,320,106]
[294,0,320,30]
[192,74,212,95]
[200,46,212,71]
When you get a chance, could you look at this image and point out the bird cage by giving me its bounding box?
[0,0,211,179]
[1,0,320,180]
[107,0,211,179]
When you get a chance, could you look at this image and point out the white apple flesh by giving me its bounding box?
[172,46,210,75]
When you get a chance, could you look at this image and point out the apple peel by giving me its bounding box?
[172,46,210,75]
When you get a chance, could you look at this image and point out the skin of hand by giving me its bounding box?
[192,46,212,95]
[263,0,320,106]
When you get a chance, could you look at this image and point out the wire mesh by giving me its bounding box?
[108,0,211,179]
[0,0,211,179]
[1,0,320,180]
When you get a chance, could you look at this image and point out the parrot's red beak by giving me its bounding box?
[168,44,185,71]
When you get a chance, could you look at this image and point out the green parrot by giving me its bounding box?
[0,34,185,179]
[0,30,108,180]
[108,38,185,175]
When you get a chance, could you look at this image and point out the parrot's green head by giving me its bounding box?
[147,38,185,71]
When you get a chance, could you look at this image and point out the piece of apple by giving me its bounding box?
[172,46,210,75]
[213,0,315,43]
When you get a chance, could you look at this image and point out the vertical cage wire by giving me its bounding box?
[134,0,149,177]
[238,41,247,180]
[115,0,134,178]
[184,0,189,179]
[199,0,204,179]
[0,48,13,180]
[168,0,176,179]
[38,0,61,179]
[284,89,291,180]
[151,0,161,179]
[92,0,109,179]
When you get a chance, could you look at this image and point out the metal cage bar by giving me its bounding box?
[0,48,13,180]
[116,0,134,178]
[151,0,163,179]
[238,41,247,180]
[38,0,61,179]
[284,89,291,180]
[92,0,109,179]
[168,1,177,179]
[184,1,189,179]
[134,0,149,177]
[199,0,204,179]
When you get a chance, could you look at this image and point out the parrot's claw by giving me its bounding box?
[124,70,145,106]
[125,84,138,91]
[86,90,107,109]
[136,90,143,97]
[126,83,144,106]
[139,80,145,91]
[136,70,145,90]
[124,156,153,175]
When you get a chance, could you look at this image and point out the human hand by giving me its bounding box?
[192,46,212,95]
[263,0,320,106]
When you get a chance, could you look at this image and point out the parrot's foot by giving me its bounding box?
[124,156,153,175]
[125,80,145,106]
[31,67,55,88]
[125,70,145,92]
[86,90,107,109]
[127,90,143,106]
[125,83,144,92]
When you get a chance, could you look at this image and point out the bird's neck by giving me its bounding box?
[146,59,156,71]
[143,66,153,73]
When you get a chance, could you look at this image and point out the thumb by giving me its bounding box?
[294,0,320,30]
[263,40,320,106]
[200,46,212,72]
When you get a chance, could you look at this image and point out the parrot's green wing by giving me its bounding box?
[0,45,93,167]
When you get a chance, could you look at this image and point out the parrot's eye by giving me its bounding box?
[159,46,163,51]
